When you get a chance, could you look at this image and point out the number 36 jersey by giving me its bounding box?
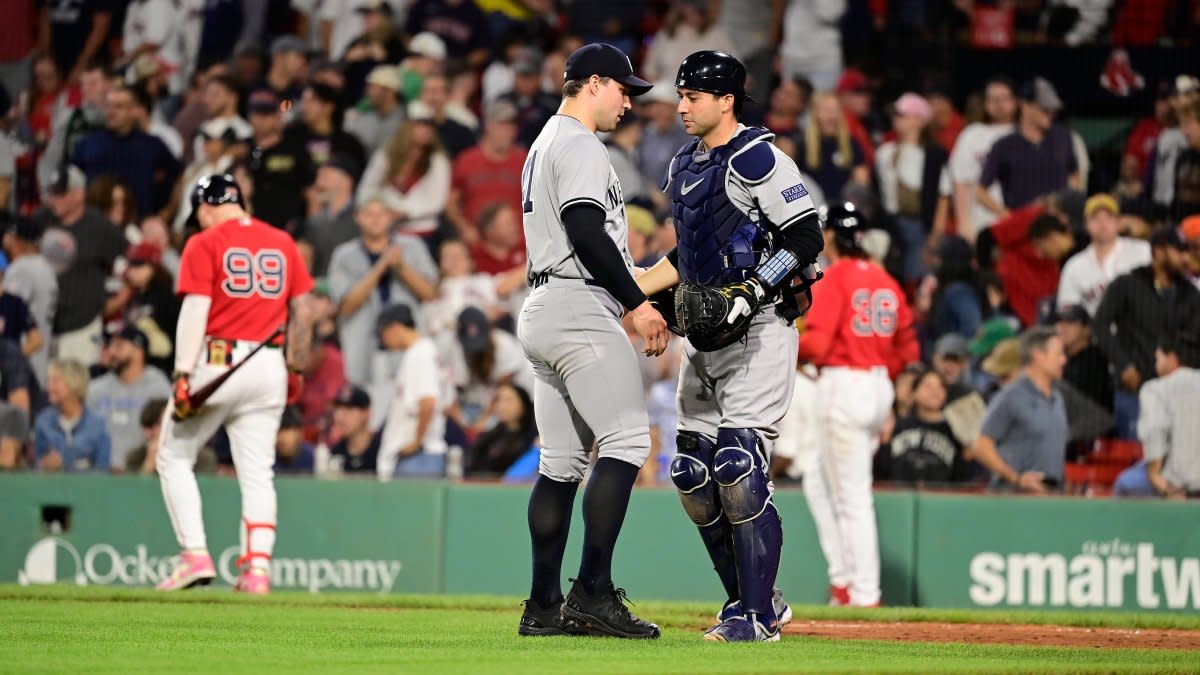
[176,216,314,342]
[797,258,918,375]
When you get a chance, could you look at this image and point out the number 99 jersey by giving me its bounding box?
[176,216,314,342]
[796,258,918,376]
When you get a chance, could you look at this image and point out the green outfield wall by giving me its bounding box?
[2,475,1196,611]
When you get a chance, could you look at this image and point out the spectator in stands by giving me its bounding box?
[274,406,315,474]
[1120,83,1172,205]
[21,54,78,157]
[85,174,139,241]
[72,86,181,216]
[118,0,182,77]
[931,333,976,403]
[950,76,1017,244]
[193,73,250,159]
[499,47,558,150]
[43,0,113,87]
[246,88,316,232]
[170,119,239,233]
[1054,305,1113,414]
[36,165,126,367]
[1093,225,1200,438]
[1148,76,1198,218]
[297,156,360,277]
[357,118,451,239]
[927,89,965,154]
[1057,194,1152,316]
[966,326,1068,494]
[643,0,737,82]
[125,397,216,474]
[633,82,687,209]
[295,325,346,442]
[1169,98,1200,223]
[470,202,526,283]
[345,66,406,155]
[992,202,1076,327]
[293,82,367,171]
[836,68,878,166]
[38,63,111,191]
[876,92,950,283]
[762,76,811,139]
[779,0,845,91]
[978,78,1079,214]
[925,235,983,343]
[376,303,448,479]
[466,382,535,477]
[114,243,178,374]
[606,114,650,206]
[876,369,971,484]
[404,0,491,68]
[0,265,43,363]
[34,358,110,472]
[85,325,171,469]
[328,384,379,474]
[424,239,501,349]
[0,337,36,469]
[446,101,525,246]
[262,36,309,106]
[980,337,1023,391]
[128,84,183,161]
[340,1,406,103]
[2,216,56,384]
[328,197,438,386]
[445,306,533,436]
[397,31,446,104]
[797,92,869,205]
[1115,333,1200,497]
[411,73,474,159]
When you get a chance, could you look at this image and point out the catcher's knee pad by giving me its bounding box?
[671,431,722,527]
[713,428,773,525]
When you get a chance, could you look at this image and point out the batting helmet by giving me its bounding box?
[823,202,867,254]
[674,51,755,103]
[191,173,245,212]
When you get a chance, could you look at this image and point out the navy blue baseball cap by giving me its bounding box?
[564,44,652,96]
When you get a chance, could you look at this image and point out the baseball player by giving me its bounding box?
[155,173,315,594]
[515,43,667,640]
[636,51,824,642]
[798,203,919,607]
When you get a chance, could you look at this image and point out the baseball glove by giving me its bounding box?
[674,279,764,352]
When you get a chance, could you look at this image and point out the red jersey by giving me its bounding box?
[990,205,1060,327]
[797,258,918,376]
[177,216,314,342]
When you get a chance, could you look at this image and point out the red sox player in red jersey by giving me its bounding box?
[797,204,918,608]
[156,174,315,594]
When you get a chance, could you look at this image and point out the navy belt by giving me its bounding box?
[530,272,603,289]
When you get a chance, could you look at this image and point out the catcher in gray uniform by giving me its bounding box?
[515,43,668,640]
[637,51,825,642]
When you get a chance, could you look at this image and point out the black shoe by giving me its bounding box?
[518,599,589,637]
[561,578,661,639]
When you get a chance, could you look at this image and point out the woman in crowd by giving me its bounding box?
[876,369,970,485]
[797,92,870,203]
[356,119,451,239]
[642,0,737,82]
[86,174,140,242]
[110,243,179,374]
[466,383,536,477]
[33,360,111,472]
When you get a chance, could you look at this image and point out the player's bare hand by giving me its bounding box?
[1016,471,1048,494]
[631,300,668,356]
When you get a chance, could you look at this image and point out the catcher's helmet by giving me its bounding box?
[823,202,867,254]
[675,51,755,103]
[191,173,245,212]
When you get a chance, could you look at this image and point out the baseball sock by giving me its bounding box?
[577,457,640,595]
[527,475,579,608]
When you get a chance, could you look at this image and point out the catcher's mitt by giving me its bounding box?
[648,288,685,336]
[674,279,764,352]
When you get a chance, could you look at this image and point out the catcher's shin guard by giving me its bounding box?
[671,431,739,601]
[713,428,782,624]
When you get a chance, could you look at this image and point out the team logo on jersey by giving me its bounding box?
[781,184,809,203]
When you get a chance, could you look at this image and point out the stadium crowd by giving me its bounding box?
[0,0,1198,498]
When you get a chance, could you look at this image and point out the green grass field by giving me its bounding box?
[2,586,1198,674]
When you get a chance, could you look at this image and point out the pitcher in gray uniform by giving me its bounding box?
[515,43,668,640]
[637,51,825,642]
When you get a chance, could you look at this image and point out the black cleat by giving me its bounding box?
[518,599,590,637]
[561,578,661,639]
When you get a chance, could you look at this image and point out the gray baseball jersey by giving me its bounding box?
[521,114,635,282]
[517,113,650,482]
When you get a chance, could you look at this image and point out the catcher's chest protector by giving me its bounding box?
[668,129,772,287]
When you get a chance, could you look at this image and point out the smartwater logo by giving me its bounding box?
[18,537,403,593]
[969,540,1200,609]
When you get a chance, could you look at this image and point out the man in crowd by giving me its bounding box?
[86,326,172,470]
[375,303,447,479]
[0,336,37,468]
[2,216,57,385]
[246,88,316,232]
[446,101,526,245]
[1056,194,1150,316]
[950,76,1017,244]
[346,65,406,154]
[193,73,251,161]
[413,73,475,158]
[298,156,361,277]
[328,384,380,475]
[1054,305,1113,415]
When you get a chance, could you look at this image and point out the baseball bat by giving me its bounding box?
[172,326,286,421]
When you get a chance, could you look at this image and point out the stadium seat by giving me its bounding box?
[1088,439,1143,465]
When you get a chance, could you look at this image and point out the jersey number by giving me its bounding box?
[222,248,286,299]
[520,151,537,214]
[850,288,898,337]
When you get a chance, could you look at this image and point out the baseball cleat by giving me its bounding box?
[156,550,216,591]
[561,578,661,639]
[829,585,851,607]
[716,588,793,626]
[704,615,780,643]
[234,569,270,594]
[517,599,591,637]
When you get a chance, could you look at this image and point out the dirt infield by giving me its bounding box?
[783,619,1200,650]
